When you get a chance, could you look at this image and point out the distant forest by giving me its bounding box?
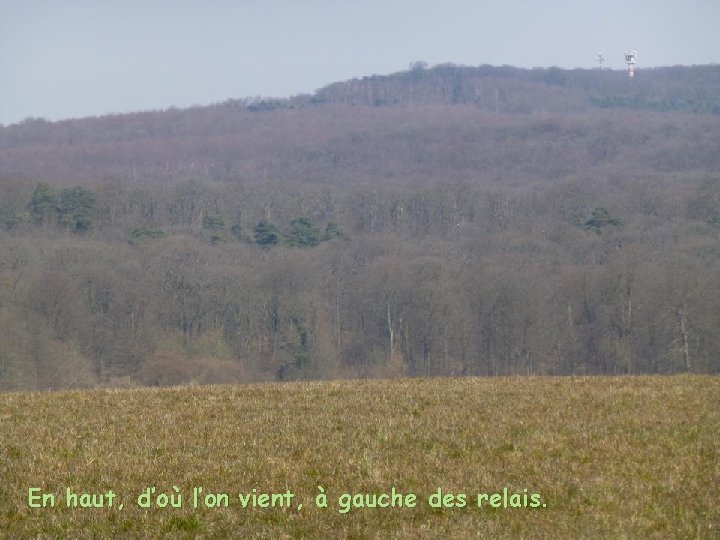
[1,63,719,390]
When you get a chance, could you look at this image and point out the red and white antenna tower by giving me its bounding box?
[624,50,637,77]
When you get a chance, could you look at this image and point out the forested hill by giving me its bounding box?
[311,63,720,114]
[1,64,720,187]
[1,64,720,390]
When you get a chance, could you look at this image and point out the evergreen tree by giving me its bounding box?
[254,220,281,245]
[285,217,320,247]
[58,186,96,232]
[28,183,58,225]
[584,207,621,233]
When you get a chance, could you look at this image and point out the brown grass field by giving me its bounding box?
[1,375,718,538]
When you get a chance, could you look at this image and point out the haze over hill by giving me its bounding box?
[2,64,720,186]
[0,64,719,390]
[3,0,718,124]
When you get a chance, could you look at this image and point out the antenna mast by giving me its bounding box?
[596,52,605,70]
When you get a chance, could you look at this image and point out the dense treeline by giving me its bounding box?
[2,64,719,185]
[0,64,719,390]
[2,107,720,189]
[314,63,720,114]
[1,173,718,390]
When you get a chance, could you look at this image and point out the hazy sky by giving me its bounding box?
[1,0,718,125]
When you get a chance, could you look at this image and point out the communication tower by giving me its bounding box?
[596,52,605,70]
[624,50,637,77]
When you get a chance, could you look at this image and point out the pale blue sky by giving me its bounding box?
[1,0,718,125]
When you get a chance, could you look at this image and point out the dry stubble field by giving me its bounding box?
[0,375,718,538]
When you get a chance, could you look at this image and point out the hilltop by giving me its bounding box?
[312,63,720,113]
[1,63,719,186]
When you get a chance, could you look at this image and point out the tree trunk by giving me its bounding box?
[678,304,690,372]
[387,301,394,364]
